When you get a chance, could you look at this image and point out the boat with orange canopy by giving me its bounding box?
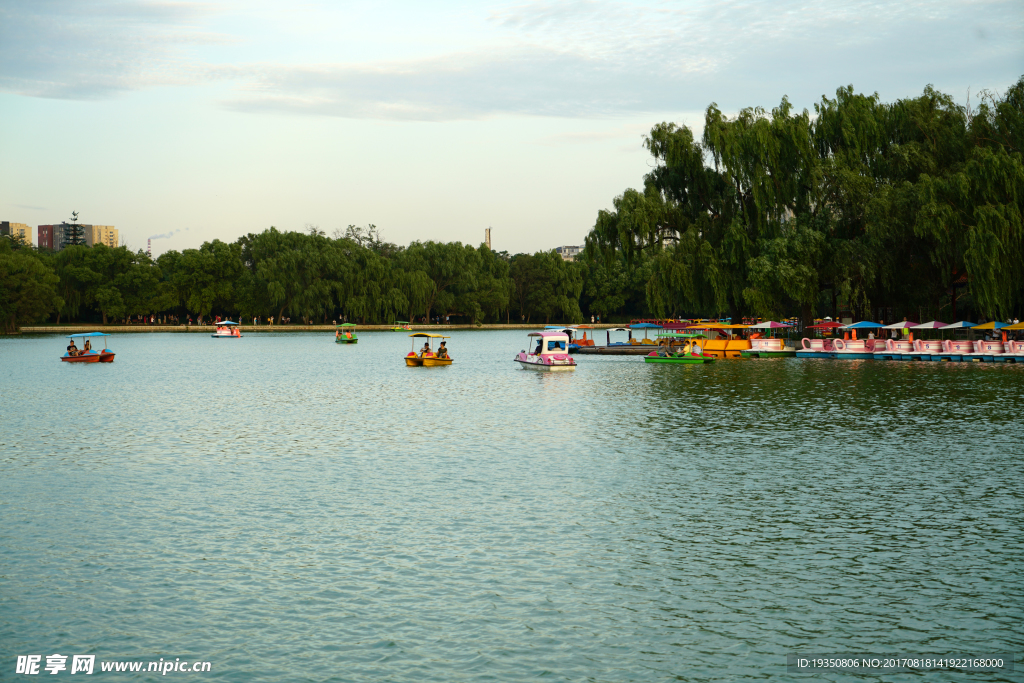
[685,323,751,358]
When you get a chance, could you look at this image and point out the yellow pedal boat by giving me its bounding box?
[405,332,453,366]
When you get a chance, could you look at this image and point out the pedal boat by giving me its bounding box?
[515,331,577,371]
[335,323,358,344]
[406,332,452,366]
[644,338,715,364]
[212,321,242,338]
[391,321,413,331]
[61,332,114,363]
[686,323,751,358]
[740,321,795,357]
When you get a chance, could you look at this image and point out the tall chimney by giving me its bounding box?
[147,238,151,257]
[485,227,491,250]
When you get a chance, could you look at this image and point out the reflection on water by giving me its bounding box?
[1,332,1021,682]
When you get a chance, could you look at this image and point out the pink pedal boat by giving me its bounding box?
[515,331,577,372]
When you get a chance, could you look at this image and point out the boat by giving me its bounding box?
[798,321,842,358]
[406,333,452,366]
[643,337,715,364]
[797,338,836,358]
[212,321,242,338]
[626,323,662,346]
[514,331,577,371]
[932,339,974,361]
[335,323,358,344]
[1003,321,1024,360]
[391,321,413,331]
[573,327,659,355]
[567,324,596,351]
[687,323,751,358]
[740,321,795,357]
[874,339,914,360]
[61,332,115,363]
[962,322,1010,362]
[830,321,884,359]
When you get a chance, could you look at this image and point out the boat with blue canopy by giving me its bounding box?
[212,321,242,338]
[61,332,114,363]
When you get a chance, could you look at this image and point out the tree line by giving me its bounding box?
[587,77,1024,326]
[3,78,1021,333]
[0,225,585,332]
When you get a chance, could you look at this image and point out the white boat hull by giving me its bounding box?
[514,351,576,371]
[517,360,576,371]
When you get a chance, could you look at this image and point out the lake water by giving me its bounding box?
[2,331,1022,681]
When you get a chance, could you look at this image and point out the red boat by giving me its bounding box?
[61,332,115,363]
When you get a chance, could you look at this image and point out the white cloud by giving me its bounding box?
[2,0,1021,115]
[0,0,226,98]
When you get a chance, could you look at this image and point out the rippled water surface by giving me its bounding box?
[2,331,1022,681]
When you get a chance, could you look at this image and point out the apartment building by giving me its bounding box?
[555,245,583,262]
[0,221,33,245]
[37,223,119,250]
[84,225,119,248]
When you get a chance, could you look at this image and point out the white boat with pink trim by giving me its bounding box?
[874,338,914,360]
[515,331,577,372]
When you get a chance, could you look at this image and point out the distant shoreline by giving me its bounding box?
[14,324,622,334]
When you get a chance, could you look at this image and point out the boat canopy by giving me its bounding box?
[973,321,1008,330]
[911,321,948,329]
[337,323,357,327]
[215,321,239,325]
[607,327,631,333]
[629,323,663,329]
[656,332,701,338]
[409,332,449,338]
[529,331,571,337]
[67,332,111,338]
[807,322,843,329]
[747,321,793,329]
[943,321,977,329]
[1004,321,1024,330]
[882,321,918,329]
[842,321,884,329]
[689,323,748,329]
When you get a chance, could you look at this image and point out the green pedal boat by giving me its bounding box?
[335,323,358,344]
[644,353,716,364]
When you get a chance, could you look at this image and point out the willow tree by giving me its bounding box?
[0,240,62,333]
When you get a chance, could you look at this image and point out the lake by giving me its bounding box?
[1,331,1021,681]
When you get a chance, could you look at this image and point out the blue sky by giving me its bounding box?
[1,0,1021,255]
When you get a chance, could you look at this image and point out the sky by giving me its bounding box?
[1,0,1021,256]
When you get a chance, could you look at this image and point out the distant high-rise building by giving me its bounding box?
[0,221,33,245]
[36,222,118,250]
[485,227,492,250]
[38,225,55,250]
[84,225,118,248]
[555,245,583,262]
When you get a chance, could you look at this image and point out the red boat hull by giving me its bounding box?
[61,353,101,363]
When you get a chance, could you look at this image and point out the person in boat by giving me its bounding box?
[420,342,432,357]
[67,340,78,356]
[83,339,92,353]
[335,329,341,341]
[436,342,448,359]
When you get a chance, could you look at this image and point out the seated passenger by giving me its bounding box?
[67,341,78,356]
[533,343,542,355]
[83,340,92,353]
[437,342,448,358]
[420,342,432,357]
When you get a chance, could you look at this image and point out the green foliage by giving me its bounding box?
[590,77,1024,323]
[0,240,62,333]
